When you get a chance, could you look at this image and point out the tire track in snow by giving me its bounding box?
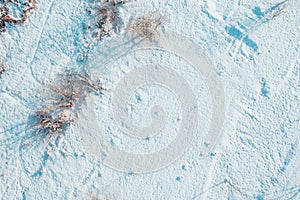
[14,0,56,90]
[226,0,289,59]
[14,0,56,198]
[27,0,56,80]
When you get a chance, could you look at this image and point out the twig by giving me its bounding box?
[0,64,6,75]
[224,178,251,198]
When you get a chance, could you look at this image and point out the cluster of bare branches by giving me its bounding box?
[127,11,164,39]
[29,69,104,141]
[0,0,36,32]
[0,63,6,75]
[93,0,127,39]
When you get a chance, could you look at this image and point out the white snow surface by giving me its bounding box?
[0,0,300,199]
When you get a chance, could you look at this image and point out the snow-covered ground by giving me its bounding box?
[0,0,299,199]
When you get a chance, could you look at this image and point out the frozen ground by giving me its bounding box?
[0,0,300,199]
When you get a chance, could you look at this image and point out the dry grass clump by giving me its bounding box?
[127,11,164,39]
[30,69,104,140]
[94,0,127,39]
[0,0,36,32]
[31,106,74,139]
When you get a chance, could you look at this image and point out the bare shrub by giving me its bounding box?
[127,11,164,39]
[0,0,36,32]
[30,106,74,139]
[29,69,104,141]
[94,0,127,39]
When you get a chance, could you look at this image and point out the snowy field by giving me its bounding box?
[0,0,300,199]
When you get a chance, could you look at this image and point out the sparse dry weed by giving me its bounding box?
[29,69,104,141]
[94,0,127,39]
[127,11,164,39]
[0,0,36,32]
